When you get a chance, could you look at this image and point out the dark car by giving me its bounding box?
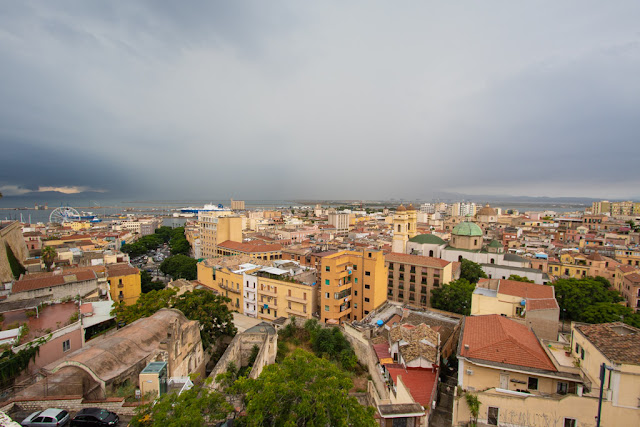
[70,408,119,426]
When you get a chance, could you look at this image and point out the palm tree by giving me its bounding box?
[41,246,57,272]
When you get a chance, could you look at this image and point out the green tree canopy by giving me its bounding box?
[173,290,237,349]
[552,277,621,321]
[234,349,376,426]
[140,270,165,293]
[160,255,197,280]
[169,227,191,256]
[130,380,232,427]
[111,288,178,325]
[507,275,535,283]
[460,259,487,284]
[431,278,475,315]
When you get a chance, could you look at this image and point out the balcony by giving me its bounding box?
[259,288,277,297]
[259,311,277,321]
[259,301,278,310]
[286,295,307,304]
[244,293,256,301]
[220,283,241,294]
[286,307,307,317]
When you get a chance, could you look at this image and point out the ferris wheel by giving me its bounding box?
[49,206,80,224]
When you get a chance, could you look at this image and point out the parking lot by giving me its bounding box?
[7,407,133,426]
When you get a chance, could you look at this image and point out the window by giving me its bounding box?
[325,266,330,272]
[368,252,372,258]
[354,303,357,309]
[564,418,577,427]
[365,284,370,289]
[557,382,568,395]
[487,407,499,425]
[355,278,358,284]
[581,348,585,360]
[389,263,394,270]
[354,291,358,296]
[364,297,370,302]
[365,271,371,276]
[324,305,329,311]
[325,292,330,299]
[325,279,330,285]
[63,339,71,352]
[364,310,369,315]
[528,377,538,390]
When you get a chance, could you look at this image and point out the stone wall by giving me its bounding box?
[0,222,28,283]
[341,323,388,400]
[1,396,141,417]
[5,279,98,303]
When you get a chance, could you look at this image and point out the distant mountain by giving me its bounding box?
[0,191,114,207]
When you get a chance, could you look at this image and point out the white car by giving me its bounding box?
[21,408,70,427]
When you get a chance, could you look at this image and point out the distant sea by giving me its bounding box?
[0,195,586,224]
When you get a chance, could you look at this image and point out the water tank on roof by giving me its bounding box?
[376,320,384,326]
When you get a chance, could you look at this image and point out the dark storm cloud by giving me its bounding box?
[0,1,639,200]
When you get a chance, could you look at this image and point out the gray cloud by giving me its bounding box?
[0,1,639,201]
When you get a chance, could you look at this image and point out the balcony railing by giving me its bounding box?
[285,295,307,304]
[259,288,277,297]
[286,307,307,317]
[220,283,241,294]
[259,311,277,320]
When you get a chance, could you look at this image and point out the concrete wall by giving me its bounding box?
[525,308,560,341]
[453,387,640,427]
[1,396,141,417]
[0,222,28,283]
[6,279,98,303]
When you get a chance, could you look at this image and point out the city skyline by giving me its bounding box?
[1,1,639,200]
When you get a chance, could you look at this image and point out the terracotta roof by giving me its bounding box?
[460,315,557,371]
[494,279,554,299]
[13,270,97,293]
[218,240,282,253]
[386,253,450,268]
[526,299,559,311]
[389,323,439,363]
[618,265,639,273]
[624,273,640,284]
[105,263,140,277]
[386,367,438,408]
[575,322,640,365]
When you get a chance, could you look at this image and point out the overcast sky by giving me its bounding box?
[1,1,639,201]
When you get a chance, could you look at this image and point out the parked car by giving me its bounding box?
[70,408,119,426]
[21,408,70,427]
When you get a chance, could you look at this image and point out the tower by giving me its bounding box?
[392,204,418,253]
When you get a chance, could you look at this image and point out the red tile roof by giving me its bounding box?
[105,263,140,277]
[385,253,450,268]
[386,367,438,408]
[460,315,557,371]
[526,299,559,311]
[492,279,554,299]
[218,240,282,253]
[13,270,97,293]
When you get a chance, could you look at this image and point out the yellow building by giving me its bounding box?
[68,221,92,231]
[106,263,142,305]
[216,240,282,260]
[198,214,242,259]
[320,249,387,324]
[453,316,640,426]
[197,256,317,320]
[391,204,418,254]
[615,248,640,268]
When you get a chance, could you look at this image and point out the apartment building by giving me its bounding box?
[319,249,387,324]
[385,253,453,309]
[230,199,245,210]
[197,256,317,321]
[198,213,242,258]
[454,316,640,426]
[106,263,142,306]
[615,248,640,267]
[216,240,282,260]
[328,210,350,234]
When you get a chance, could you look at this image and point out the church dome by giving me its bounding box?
[396,205,406,212]
[452,221,483,237]
[409,234,445,245]
[477,203,497,217]
[407,204,416,211]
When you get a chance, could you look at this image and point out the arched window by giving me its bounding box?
[490,258,495,264]
[429,250,434,257]
[398,224,401,232]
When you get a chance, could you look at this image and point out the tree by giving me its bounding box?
[160,255,197,280]
[169,227,191,256]
[173,290,236,349]
[431,278,475,315]
[459,259,487,284]
[41,246,57,272]
[111,288,177,325]
[141,270,165,293]
[234,349,376,426]
[552,278,621,321]
[130,380,232,427]
[465,393,481,426]
[507,275,534,283]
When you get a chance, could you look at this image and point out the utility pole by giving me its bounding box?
[596,362,613,427]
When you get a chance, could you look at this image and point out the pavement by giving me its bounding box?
[232,312,266,332]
